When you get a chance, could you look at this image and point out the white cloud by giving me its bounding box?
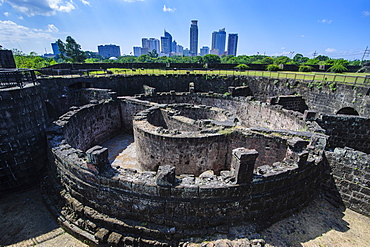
[47,24,59,32]
[300,34,305,38]
[80,0,91,6]
[0,20,58,43]
[4,12,10,16]
[3,0,76,16]
[325,48,337,53]
[163,5,175,12]
[363,11,370,16]
[319,19,333,24]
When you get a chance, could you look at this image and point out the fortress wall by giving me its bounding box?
[325,148,370,217]
[0,85,47,192]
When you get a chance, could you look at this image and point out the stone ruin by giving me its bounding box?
[44,91,330,246]
[1,54,369,246]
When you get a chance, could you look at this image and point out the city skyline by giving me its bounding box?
[0,0,369,59]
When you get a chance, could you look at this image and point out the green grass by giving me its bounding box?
[84,68,370,85]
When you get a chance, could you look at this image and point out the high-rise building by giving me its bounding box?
[227,34,238,56]
[177,45,184,55]
[189,20,198,56]
[200,46,210,56]
[133,47,142,57]
[142,38,150,49]
[161,30,173,54]
[211,28,226,55]
[51,42,60,55]
[183,48,190,56]
[172,40,177,54]
[148,38,160,53]
[98,44,121,58]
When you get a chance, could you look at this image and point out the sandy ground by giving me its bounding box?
[1,187,369,247]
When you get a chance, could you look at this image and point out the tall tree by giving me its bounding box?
[203,54,221,64]
[56,36,87,63]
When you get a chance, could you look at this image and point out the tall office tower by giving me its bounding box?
[161,30,173,54]
[133,47,142,57]
[172,40,177,53]
[189,20,198,56]
[177,44,184,54]
[211,28,226,55]
[200,46,210,56]
[227,33,238,56]
[148,38,160,53]
[142,38,150,49]
[98,44,121,58]
[51,42,60,55]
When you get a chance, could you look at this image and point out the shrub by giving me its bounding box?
[235,64,249,70]
[328,64,348,73]
[299,65,313,72]
[266,64,281,71]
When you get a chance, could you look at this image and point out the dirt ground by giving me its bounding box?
[1,188,369,247]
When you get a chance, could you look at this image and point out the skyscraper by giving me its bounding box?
[51,42,60,55]
[161,30,172,54]
[200,46,210,56]
[149,38,160,53]
[189,20,198,56]
[227,34,238,56]
[211,28,226,55]
[98,44,121,58]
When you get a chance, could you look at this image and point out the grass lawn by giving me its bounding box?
[88,68,370,85]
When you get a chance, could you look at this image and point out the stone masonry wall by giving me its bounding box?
[325,148,370,217]
[314,113,370,153]
[0,84,47,192]
[136,93,307,131]
[55,100,121,152]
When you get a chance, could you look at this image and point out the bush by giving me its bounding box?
[266,64,281,71]
[235,64,249,70]
[328,64,348,73]
[299,65,313,72]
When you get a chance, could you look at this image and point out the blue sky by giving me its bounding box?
[1,0,369,59]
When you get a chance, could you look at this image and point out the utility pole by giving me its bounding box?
[312,51,317,58]
[361,46,370,65]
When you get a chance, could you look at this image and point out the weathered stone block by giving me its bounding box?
[94,228,110,243]
[156,165,176,187]
[231,148,258,184]
[86,145,110,173]
[107,232,122,246]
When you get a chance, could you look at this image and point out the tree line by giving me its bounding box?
[6,36,368,71]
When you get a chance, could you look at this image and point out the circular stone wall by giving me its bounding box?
[133,104,237,175]
[45,94,328,246]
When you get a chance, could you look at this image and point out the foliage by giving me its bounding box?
[328,59,348,73]
[57,36,87,63]
[266,64,281,71]
[203,54,221,64]
[273,56,291,65]
[13,51,56,69]
[298,65,313,72]
[293,53,309,64]
[235,64,249,70]
[148,49,158,58]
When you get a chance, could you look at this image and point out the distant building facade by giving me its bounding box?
[200,46,210,56]
[133,47,142,57]
[98,44,121,58]
[189,20,198,56]
[211,28,226,55]
[51,42,60,55]
[161,30,173,54]
[227,33,238,56]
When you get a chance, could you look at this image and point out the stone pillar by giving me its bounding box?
[231,148,259,184]
[86,145,110,173]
